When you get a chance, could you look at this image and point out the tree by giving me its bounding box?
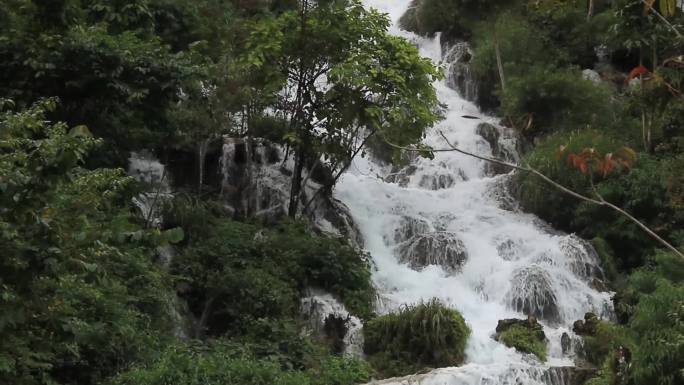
[0,99,179,385]
[243,0,443,217]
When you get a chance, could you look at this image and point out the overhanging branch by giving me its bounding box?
[378,131,684,260]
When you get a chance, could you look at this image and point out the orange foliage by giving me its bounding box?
[558,146,637,177]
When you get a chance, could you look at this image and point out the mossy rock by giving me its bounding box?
[573,312,600,336]
[495,317,547,361]
[363,299,470,378]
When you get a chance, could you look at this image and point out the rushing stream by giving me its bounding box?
[335,1,613,384]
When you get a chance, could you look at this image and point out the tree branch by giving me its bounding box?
[378,131,684,260]
[640,0,684,39]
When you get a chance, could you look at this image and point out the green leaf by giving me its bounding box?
[163,227,185,244]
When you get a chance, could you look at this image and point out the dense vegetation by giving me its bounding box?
[362,299,470,377]
[3,0,683,384]
[0,0,442,384]
[402,0,684,384]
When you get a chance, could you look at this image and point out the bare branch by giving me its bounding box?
[640,0,683,39]
[379,131,684,260]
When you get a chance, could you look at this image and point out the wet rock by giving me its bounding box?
[385,165,417,187]
[543,366,598,385]
[573,312,599,336]
[486,177,520,212]
[311,196,364,248]
[324,313,351,354]
[398,232,468,273]
[495,317,546,341]
[496,238,523,261]
[494,316,547,360]
[418,172,457,190]
[477,123,501,152]
[507,266,561,323]
[559,235,605,282]
[476,123,519,176]
[443,41,478,102]
[301,289,364,357]
[386,216,431,245]
[561,332,572,355]
[590,278,609,292]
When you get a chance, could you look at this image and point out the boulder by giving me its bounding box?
[443,41,478,102]
[507,266,561,323]
[418,172,457,190]
[573,312,599,336]
[386,216,431,245]
[494,316,547,361]
[561,332,572,355]
[476,123,519,176]
[559,235,605,282]
[385,165,417,187]
[398,232,468,273]
[495,317,546,341]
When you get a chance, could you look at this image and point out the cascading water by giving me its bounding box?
[335,1,613,384]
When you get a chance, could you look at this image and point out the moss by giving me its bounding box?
[497,324,547,361]
[363,299,470,378]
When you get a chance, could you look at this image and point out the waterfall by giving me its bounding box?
[335,2,613,384]
[128,151,172,228]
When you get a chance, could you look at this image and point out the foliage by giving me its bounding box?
[626,253,684,385]
[172,218,375,339]
[0,100,176,385]
[244,0,443,215]
[575,155,683,268]
[108,340,370,385]
[499,65,614,136]
[399,0,511,39]
[260,222,376,320]
[363,299,470,378]
[515,129,623,228]
[497,324,547,361]
[581,320,631,366]
[584,252,683,385]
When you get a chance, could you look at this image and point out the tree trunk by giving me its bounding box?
[587,0,595,21]
[288,148,305,218]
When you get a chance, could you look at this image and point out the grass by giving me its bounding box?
[363,299,470,378]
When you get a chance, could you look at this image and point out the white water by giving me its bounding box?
[335,2,612,384]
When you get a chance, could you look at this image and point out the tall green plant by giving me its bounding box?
[363,299,470,378]
[0,99,177,385]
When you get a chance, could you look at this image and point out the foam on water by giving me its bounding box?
[335,2,613,384]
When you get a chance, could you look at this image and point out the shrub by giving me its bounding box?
[581,320,631,366]
[497,324,547,361]
[260,222,376,319]
[363,299,470,378]
[628,272,684,385]
[575,155,682,269]
[514,129,622,229]
[499,65,614,136]
[172,219,375,339]
[108,341,370,385]
[524,0,616,68]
